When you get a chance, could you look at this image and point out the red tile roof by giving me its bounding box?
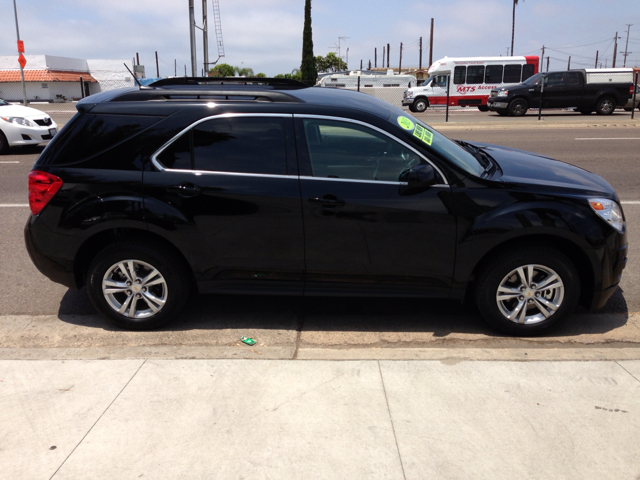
[0,70,97,83]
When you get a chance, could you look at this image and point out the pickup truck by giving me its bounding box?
[487,68,634,116]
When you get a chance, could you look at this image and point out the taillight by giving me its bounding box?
[28,170,63,215]
[631,85,635,95]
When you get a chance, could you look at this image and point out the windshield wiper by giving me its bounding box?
[455,140,495,177]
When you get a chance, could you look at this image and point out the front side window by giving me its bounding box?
[466,66,485,84]
[303,119,422,182]
[453,66,466,84]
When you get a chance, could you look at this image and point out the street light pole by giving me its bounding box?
[12,0,28,105]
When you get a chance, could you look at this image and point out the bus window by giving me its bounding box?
[454,66,466,84]
[485,65,503,83]
[503,64,522,83]
[522,64,535,81]
[466,66,485,84]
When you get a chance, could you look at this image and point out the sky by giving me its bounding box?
[1,0,639,77]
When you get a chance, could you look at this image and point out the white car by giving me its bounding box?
[0,99,58,154]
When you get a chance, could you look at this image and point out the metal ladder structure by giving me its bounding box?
[211,0,225,65]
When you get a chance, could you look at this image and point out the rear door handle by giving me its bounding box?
[166,182,202,197]
[308,195,345,207]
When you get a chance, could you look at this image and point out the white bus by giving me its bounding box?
[403,55,539,112]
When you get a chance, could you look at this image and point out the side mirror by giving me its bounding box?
[399,164,438,195]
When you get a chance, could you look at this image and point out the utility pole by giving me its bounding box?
[612,31,618,68]
[375,48,377,69]
[622,24,632,67]
[429,19,434,68]
[419,37,422,70]
[189,0,197,76]
[382,46,385,69]
[546,57,549,72]
[155,51,159,77]
[567,56,571,70]
[540,45,545,72]
[12,0,28,105]
[387,43,390,68]
[595,50,598,68]
[399,42,403,73]
[202,0,209,75]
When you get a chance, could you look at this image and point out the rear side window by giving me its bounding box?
[466,66,485,84]
[38,113,162,166]
[485,65,503,83]
[522,64,535,81]
[155,116,288,175]
[503,65,522,83]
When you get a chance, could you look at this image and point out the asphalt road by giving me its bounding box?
[1,126,639,356]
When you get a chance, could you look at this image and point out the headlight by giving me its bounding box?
[589,198,625,233]
[405,91,414,98]
[1,116,34,127]
[497,90,509,97]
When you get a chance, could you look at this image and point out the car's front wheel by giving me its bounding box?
[508,99,529,116]
[413,98,428,112]
[0,131,9,155]
[474,247,580,336]
[87,242,191,330]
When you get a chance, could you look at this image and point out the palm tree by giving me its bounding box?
[510,0,523,56]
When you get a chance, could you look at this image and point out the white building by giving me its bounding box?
[0,55,134,102]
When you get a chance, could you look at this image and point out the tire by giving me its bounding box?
[413,98,428,113]
[408,104,417,113]
[508,99,528,117]
[579,109,592,115]
[87,241,191,330]
[595,97,615,115]
[477,105,489,112]
[0,131,9,155]
[495,109,508,116]
[474,247,580,336]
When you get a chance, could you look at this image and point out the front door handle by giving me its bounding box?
[308,195,345,207]
[166,182,202,198]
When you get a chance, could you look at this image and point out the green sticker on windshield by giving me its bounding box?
[397,116,415,130]
[413,124,433,146]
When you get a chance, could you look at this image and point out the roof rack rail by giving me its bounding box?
[149,77,309,89]
[110,88,303,103]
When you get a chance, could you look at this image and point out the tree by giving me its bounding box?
[315,52,347,73]
[235,66,254,77]
[510,0,523,56]
[209,63,235,77]
[255,72,267,78]
[300,0,317,85]
[275,69,302,81]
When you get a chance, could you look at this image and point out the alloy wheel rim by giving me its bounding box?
[495,264,564,325]
[102,260,168,319]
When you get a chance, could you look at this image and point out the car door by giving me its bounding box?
[295,115,456,297]
[540,72,567,108]
[143,113,305,293]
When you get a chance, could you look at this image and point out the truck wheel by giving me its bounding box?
[496,109,508,116]
[477,105,489,112]
[595,97,615,115]
[414,98,428,113]
[579,109,592,115]
[508,99,528,116]
[408,104,417,113]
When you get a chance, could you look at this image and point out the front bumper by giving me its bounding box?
[487,98,509,110]
[402,98,415,106]
[1,121,58,147]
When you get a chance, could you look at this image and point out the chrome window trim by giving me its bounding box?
[299,176,448,187]
[151,113,294,173]
[294,114,449,186]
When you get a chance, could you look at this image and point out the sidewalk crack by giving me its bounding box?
[615,360,640,383]
[49,359,147,479]
[378,361,407,480]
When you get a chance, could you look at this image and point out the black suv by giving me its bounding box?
[25,78,627,335]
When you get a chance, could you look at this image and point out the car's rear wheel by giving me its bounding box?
[474,247,580,336]
[87,242,191,330]
[508,99,529,116]
[414,98,428,112]
[595,97,615,115]
[0,131,9,155]
[579,109,592,115]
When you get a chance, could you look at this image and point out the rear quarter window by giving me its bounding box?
[36,113,163,167]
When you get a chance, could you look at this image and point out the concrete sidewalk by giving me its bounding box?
[1,359,639,479]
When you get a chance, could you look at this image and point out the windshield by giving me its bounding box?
[392,113,484,177]
[522,73,543,86]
